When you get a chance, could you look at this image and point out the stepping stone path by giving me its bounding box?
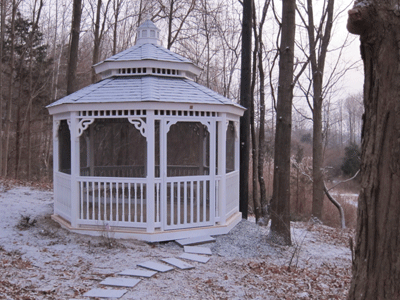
[118,269,157,278]
[161,257,194,270]
[74,236,214,299]
[100,277,141,288]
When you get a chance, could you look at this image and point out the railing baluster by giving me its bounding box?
[80,181,83,220]
[140,183,144,222]
[194,181,197,223]
[86,181,90,220]
[171,181,175,225]
[128,182,131,222]
[134,183,137,223]
[110,182,113,221]
[122,183,125,222]
[98,181,101,220]
[177,181,181,225]
[184,181,187,224]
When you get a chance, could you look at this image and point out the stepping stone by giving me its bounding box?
[118,269,157,278]
[83,288,127,298]
[175,235,215,246]
[137,261,174,272]
[100,277,141,288]
[179,252,210,263]
[161,257,194,270]
[184,245,212,255]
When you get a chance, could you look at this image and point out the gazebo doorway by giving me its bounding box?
[162,120,214,230]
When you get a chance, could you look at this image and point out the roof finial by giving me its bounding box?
[136,20,161,45]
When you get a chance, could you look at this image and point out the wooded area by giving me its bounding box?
[0,0,363,228]
[2,0,399,298]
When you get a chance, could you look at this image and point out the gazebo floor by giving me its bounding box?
[51,211,242,242]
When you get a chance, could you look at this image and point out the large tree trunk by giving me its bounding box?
[306,0,335,221]
[0,0,5,176]
[347,1,400,299]
[269,0,296,246]
[67,0,82,95]
[239,0,252,219]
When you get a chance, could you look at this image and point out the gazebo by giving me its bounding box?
[47,20,245,242]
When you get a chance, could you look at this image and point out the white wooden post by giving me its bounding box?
[160,118,166,231]
[70,112,80,228]
[53,119,59,213]
[146,111,155,232]
[218,114,227,225]
[209,120,217,225]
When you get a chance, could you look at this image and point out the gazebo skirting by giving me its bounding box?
[52,169,241,242]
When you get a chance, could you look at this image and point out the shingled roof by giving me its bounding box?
[48,20,242,111]
[47,76,239,107]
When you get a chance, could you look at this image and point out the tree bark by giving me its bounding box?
[67,0,82,95]
[239,0,252,219]
[0,0,6,176]
[92,0,102,83]
[347,1,400,299]
[305,0,335,221]
[270,0,296,246]
[3,0,17,177]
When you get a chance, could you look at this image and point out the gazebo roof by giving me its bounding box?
[101,42,191,64]
[47,76,241,108]
[48,20,244,113]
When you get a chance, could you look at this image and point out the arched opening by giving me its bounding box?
[80,118,147,177]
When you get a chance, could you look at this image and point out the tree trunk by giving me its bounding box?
[239,0,252,220]
[347,2,400,299]
[257,0,270,220]
[306,0,335,221]
[92,0,102,83]
[0,0,5,176]
[269,0,296,246]
[3,0,17,177]
[67,0,82,95]
[250,3,261,222]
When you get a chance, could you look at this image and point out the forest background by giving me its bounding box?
[0,0,363,228]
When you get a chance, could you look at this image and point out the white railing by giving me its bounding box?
[163,175,213,230]
[226,171,239,218]
[54,172,72,222]
[77,177,161,228]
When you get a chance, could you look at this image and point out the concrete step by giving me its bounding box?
[175,235,215,246]
[184,245,212,255]
[118,269,157,278]
[161,257,194,270]
[179,252,210,263]
[137,260,174,272]
[100,277,141,288]
[83,288,127,298]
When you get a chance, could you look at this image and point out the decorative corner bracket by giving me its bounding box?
[77,118,95,137]
[128,118,147,137]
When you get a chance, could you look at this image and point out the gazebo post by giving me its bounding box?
[218,114,227,225]
[89,124,95,176]
[70,112,80,228]
[146,111,155,232]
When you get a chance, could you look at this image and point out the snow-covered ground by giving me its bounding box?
[0,184,354,299]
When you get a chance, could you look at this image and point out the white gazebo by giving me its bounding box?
[47,20,245,242]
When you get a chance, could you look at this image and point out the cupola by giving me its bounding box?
[93,20,201,81]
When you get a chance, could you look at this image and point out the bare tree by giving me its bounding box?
[0,0,6,176]
[67,0,83,95]
[91,0,111,83]
[347,1,400,298]
[239,0,252,220]
[3,0,17,177]
[296,0,335,221]
[270,0,296,245]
